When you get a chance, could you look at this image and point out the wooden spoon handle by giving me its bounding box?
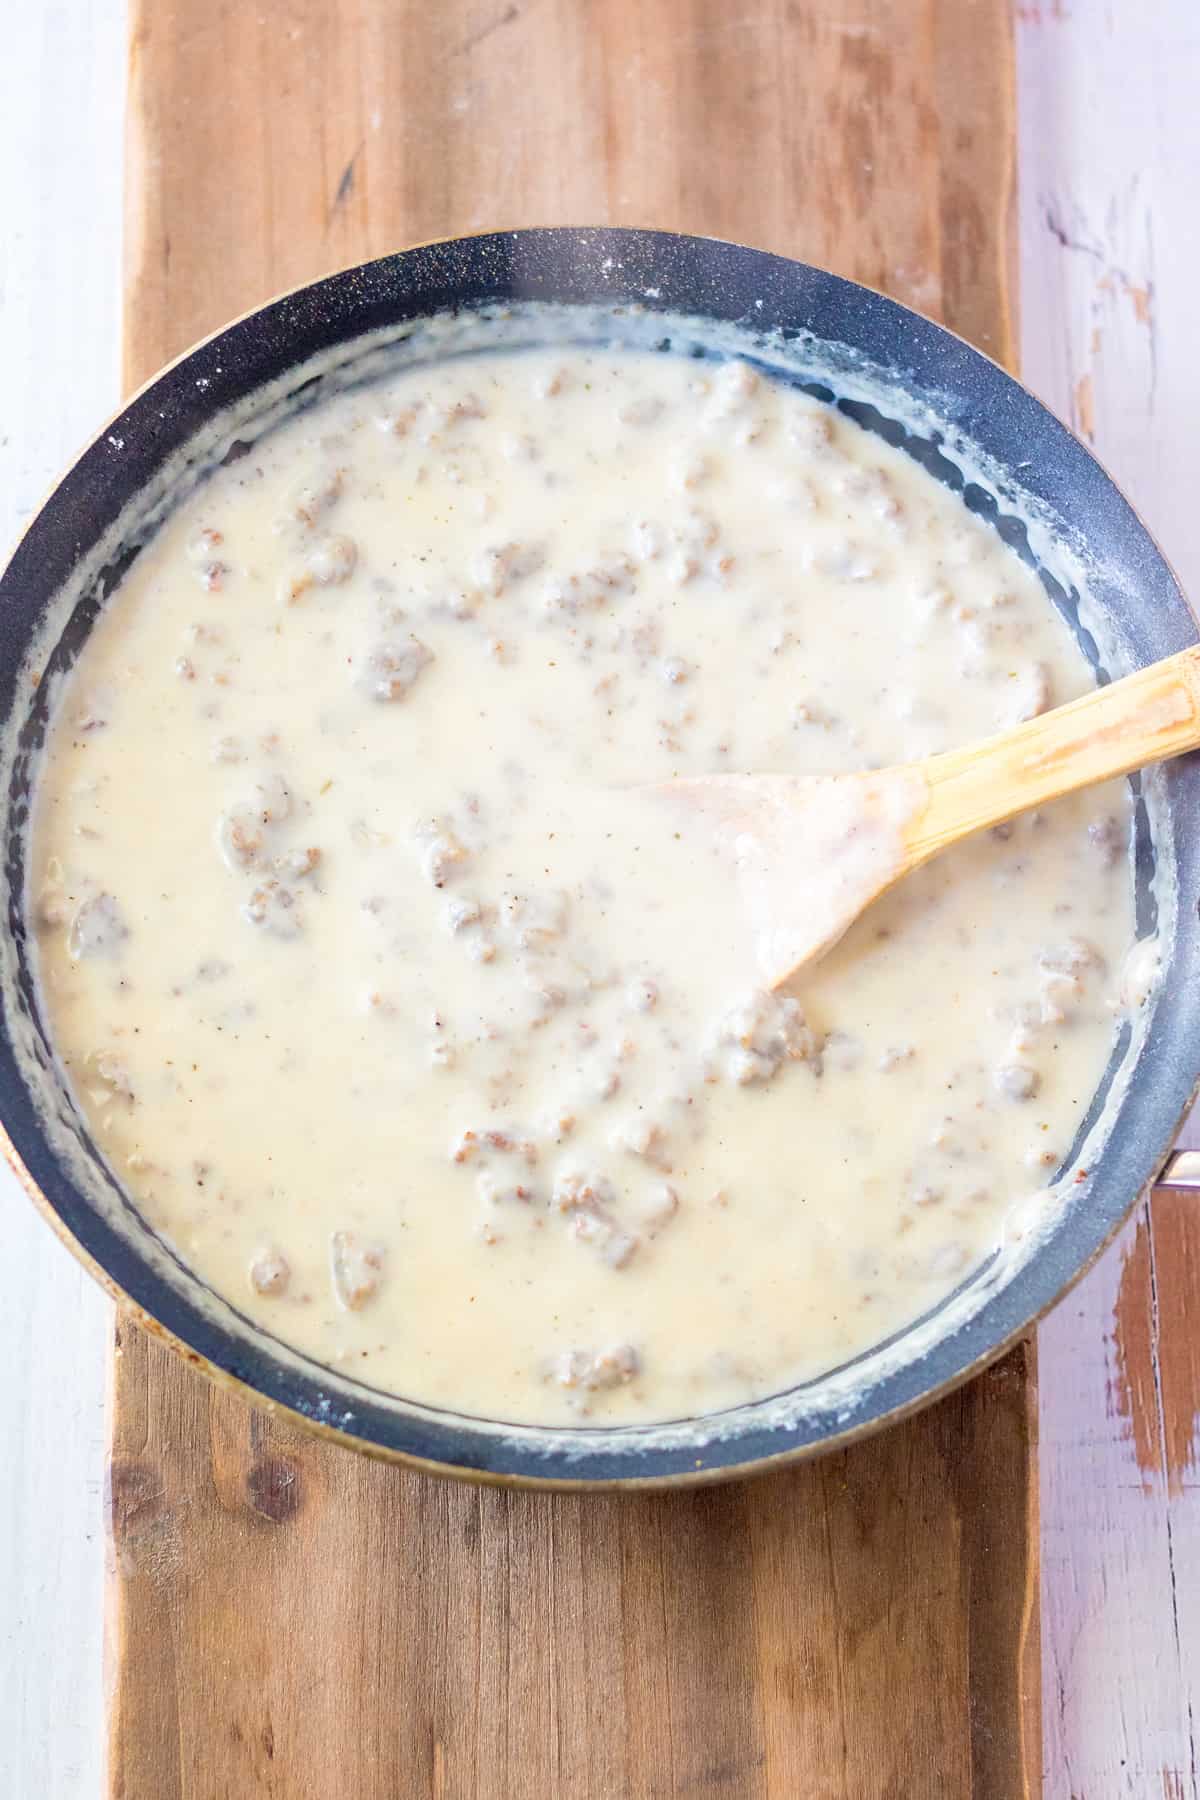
[906,642,1200,862]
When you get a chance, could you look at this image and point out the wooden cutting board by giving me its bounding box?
[109,4,1036,1795]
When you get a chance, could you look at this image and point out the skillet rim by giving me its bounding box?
[2,224,1197,1486]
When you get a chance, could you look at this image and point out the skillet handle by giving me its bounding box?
[1154,1148,1200,1192]
[910,643,1200,863]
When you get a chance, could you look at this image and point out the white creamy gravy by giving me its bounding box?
[30,346,1134,1425]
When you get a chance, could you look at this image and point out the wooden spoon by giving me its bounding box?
[658,645,1200,989]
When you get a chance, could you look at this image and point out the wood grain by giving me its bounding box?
[1018,7,1200,1788]
[111,3,1035,1796]
[0,11,122,1795]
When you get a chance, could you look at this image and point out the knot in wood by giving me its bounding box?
[245,1455,302,1523]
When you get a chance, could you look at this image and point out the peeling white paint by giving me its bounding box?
[1021,2,1200,1793]
[0,4,124,1796]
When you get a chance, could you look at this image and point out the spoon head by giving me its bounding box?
[651,769,927,986]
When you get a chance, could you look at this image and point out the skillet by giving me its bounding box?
[2,227,1198,1486]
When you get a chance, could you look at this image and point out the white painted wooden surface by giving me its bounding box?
[1018,2,1200,1793]
[0,5,125,1796]
[2,1,1199,1792]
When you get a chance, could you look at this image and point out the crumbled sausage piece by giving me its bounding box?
[472,540,545,596]
[36,881,68,929]
[912,1183,944,1209]
[612,1116,671,1171]
[444,896,482,933]
[429,585,483,622]
[67,893,128,960]
[618,394,665,428]
[453,1124,537,1167]
[285,467,343,527]
[548,1165,638,1266]
[424,392,487,437]
[1038,938,1102,978]
[74,694,111,729]
[629,519,667,560]
[1039,974,1083,1026]
[543,556,636,617]
[831,465,902,522]
[665,509,729,586]
[243,879,303,939]
[306,533,358,586]
[786,407,834,454]
[659,657,689,686]
[477,1171,537,1207]
[711,991,818,1085]
[642,1182,679,1234]
[481,1127,538,1164]
[502,888,567,950]
[357,636,434,702]
[413,819,469,888]
[670,452,711,491]
[540,1109,576,1143]
[994,1063,1041,1102]
[1036,936,1101,1022]
[524,974,567,1020]
[275,846,321,879]
[185,526,229,589]
[185,620,223,648]
[375,402,419,437]
[592,1064,622,1102]
[589,1342,640,1383]
[623,617,661,662]
[551,1168,617,1215]
[277,569,314,606]
[533,365,570,400]
[88,1050,134,1105]
[492,442,533,479]
[185,526,224,565]
[1119,937,1162,1011]
[216,807,264,871]
[1010,661,1052,723]
[330,1230,385,1310]
[379,391,487,442]
[706,359,760,416]
[249,1248,290,1297]
[791,698,837,730]
[216,775,290,876]
[571,1209,639,1267]
[1088,815,1124,867]
[553,1344,640,1391]
[254,773,292,826]
[451,1128,479,1164]
[821,1031,863,1073]
[1007,1001,1048,1056]
[928,1117,972,1158]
